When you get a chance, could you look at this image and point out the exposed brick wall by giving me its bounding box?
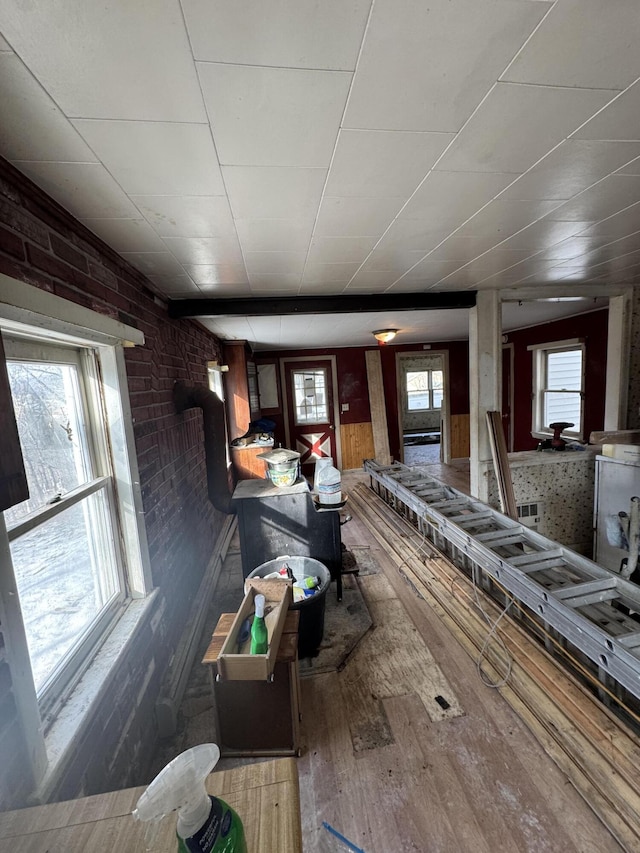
[0,158,227,807]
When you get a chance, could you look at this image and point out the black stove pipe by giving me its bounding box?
[173,380,235,515]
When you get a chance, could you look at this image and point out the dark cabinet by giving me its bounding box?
[232,478,342,590]
[223,340,260,442]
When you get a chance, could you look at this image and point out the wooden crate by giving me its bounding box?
[217,578,292,681]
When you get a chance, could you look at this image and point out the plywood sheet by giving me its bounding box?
[365,349,391,465]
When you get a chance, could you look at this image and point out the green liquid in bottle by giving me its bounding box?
[250,593,268,655]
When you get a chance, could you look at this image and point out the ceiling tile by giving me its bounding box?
[394,258,466,284]
[198,63,351,166]
[315,197,404,237]
[235,219,315,253]
[249,275,302,291]
[400,171,516,223]
[495,219,596,252]
[298,283,348,295]
[358,249,426,273]
[0,0,206,121]
[437,83,617,174]
[500,139,640,201]
[244,252,307,276]
[0,54,98,161]
[181,264,249,286]
[146,274,200,296]
[120,252,185,276]
[13,161,141,218]
[577,202,640,238]
[131,195,236,238]
[534,235,618,262]
[161,237,244,266]
[343,0,549,131]
[325,129,454,198]
[198,285,255,299]
[573,81,640,142]
[455,199,562,242]
[302,263,361,284]
[0,35,11,50]
[182,0,370,70]
[79,218,167,253]
[307,236,379,264]
[502,0,640,90]
[423,235,514,263]
[222,166,326,220]
[71,120,225,196]
[344,270,399,289]
[618,157,640,176]
[545,174,640,222]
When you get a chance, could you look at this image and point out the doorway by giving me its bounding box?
[397,352,449,465]
[281,356,341,475]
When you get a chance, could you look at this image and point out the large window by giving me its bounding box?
[4,337,125,709]
[406,369,443,411]
[530,339,585,437]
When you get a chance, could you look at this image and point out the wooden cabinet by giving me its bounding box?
[230,442,272,480]
[203,611,301,757]
[223,340,261,442]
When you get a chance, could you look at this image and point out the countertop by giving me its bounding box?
[0,758,302,852]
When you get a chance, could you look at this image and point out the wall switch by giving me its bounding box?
[341,403,349,412]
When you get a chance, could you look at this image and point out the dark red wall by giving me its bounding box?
[506,309,608,451]
[257,339,470,461]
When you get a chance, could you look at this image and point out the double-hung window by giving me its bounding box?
[530,339,585,438]
[4,335,126,715]
[405,369,443,411]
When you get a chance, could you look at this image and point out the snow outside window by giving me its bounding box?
[406,369,443,411]
[530,340,585,439]
[2,335,139,722]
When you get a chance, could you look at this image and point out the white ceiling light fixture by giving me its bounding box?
[373,329,398,345]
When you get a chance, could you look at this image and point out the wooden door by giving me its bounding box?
[283,360,337,474]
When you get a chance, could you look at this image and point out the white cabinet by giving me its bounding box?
[594,455,640,572]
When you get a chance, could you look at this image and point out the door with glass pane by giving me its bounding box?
[283,359,338,474]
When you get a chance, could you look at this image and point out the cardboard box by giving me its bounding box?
[602,444,640,463]
[217,578,292,681]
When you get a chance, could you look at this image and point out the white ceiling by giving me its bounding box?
[0,1,639,349]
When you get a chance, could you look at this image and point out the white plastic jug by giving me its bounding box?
[313,457,334,492]
[316,464,341,504]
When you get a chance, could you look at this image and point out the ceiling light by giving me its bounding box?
[373,329,398,345]
[535,297,587,303]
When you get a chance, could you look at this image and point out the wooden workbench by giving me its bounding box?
[0,758,302,852]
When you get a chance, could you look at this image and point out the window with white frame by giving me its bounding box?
[1,321,150,728]
[405,369,443,411]
[530,339,585,438]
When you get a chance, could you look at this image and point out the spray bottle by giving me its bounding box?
[133,743,247,853]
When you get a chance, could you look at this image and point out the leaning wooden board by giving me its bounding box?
[0,758,302,852]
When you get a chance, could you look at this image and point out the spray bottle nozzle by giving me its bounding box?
[133,743,220,835]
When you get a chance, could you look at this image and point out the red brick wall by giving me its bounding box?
[0,158,226,806]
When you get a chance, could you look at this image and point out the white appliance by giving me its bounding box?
[593,455,640,573]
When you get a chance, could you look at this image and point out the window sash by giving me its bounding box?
[3,337,128,716]
[531,342,585,437]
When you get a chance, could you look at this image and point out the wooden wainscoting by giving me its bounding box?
[450,413,470,459]
[340,422,375,470]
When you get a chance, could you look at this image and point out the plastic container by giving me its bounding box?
[316,464,341,505]
[257,447,301,488]
[313,457,334,491]
[247,556,331,658]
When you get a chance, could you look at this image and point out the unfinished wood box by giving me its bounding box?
[217,578,292,681]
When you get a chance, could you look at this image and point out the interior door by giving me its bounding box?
[283,360,338,474]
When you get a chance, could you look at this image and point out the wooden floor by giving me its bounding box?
[297,469,622,853]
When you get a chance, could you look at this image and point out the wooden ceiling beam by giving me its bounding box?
[168,291,477,318]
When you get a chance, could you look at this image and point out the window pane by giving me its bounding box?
[433,389,443,409]
[9,490,120,694]
[5,359,92,525]
[547,350,582,391]
[432,370,443,390]
[293,370,328,424]
[543,391,582,431]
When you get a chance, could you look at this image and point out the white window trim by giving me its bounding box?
[528,337,585,440]
[0,276,152,795]
[404,367,443,413]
